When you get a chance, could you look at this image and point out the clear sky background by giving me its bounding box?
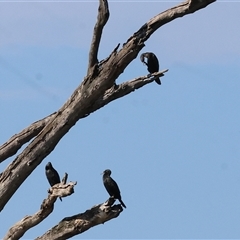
[0,1,239,239]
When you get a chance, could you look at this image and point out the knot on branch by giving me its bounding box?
[83,197,123,226]
[48,181,77,199]
[100,197,123,213]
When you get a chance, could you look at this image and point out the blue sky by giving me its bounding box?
[0,1,240,239]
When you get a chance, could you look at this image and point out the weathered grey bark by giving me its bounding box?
[0,112,56,163]
[3,174,76,240]
[35,198,122,240]
[88,0,109,73]
[1,0,216,238]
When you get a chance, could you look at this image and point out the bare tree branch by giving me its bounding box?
[128,0,216,43]
[0,113,56,163]
[35,198,123,240]
[3,180,76,240]
[61,172,68,184]
[0,0,215,213]
[49,181,76,199]
[92,69,169,110]
[88,0,109,74]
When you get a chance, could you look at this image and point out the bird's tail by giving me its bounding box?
[119,198,126,208]
[59,197,62,202]
[155,77,161,85]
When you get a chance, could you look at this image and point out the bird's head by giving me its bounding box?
[140,53,145,63]
[140,53,148,66]
[102,169,112,176]
[45,162,53,170]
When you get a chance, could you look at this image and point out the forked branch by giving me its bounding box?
[3,177,76,240]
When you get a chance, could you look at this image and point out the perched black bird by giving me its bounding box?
[102,169,126,208]
[45,162,62,201]
[140,52,161,85]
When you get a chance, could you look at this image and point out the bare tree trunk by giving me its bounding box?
[0,0,216,238]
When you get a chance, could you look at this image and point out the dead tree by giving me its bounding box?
[0,0,216,239]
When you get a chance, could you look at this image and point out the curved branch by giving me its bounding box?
[127,0,216,43]
[36,198,123,240]
[3,179,76,240]
[88,0,109,74]
[0,113,56,163]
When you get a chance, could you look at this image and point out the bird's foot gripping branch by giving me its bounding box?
[47,180,77,201]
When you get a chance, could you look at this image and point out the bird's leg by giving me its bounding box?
[147,73,152,78]
[105,196,116,207]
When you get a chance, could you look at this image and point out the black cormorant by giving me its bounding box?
[102,169,126,208]
[45,162,62,201]
[140,52,161,85]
